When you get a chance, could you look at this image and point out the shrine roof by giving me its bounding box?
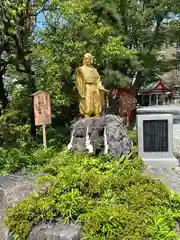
[139,80,172,93]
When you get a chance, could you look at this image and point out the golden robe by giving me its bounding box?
[76,65,106,117]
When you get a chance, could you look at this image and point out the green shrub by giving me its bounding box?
[0,110,30,145]
[127,130,137,145]
[0,147,55,175]
[5,150,180,240]
[0,147,28,173]
[0,114,134,175]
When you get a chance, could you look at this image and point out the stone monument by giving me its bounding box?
[137,105,180,162]
[137,113,178,168]
[67,53,133,157]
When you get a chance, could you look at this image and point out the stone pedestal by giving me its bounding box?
[67,114,133,158]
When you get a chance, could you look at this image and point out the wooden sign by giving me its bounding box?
[32,90,51,150]
[32,90,51,126]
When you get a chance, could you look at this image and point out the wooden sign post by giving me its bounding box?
[32,90,52,150]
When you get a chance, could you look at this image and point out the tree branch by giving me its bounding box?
[147,3,173,55]
[0,65,6,74]
[16,65,27,73]
[147,20,163,55]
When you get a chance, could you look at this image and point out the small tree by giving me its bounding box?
[0,0,56,137]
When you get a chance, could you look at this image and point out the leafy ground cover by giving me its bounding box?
[0,125,69,175]
[5,147,180,240]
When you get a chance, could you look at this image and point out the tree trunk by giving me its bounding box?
[29,74,36,139]
[0,68,8,115]
[147,20,162,55]
[23,59,36,139]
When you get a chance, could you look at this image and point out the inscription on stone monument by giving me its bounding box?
[143,120,168,152]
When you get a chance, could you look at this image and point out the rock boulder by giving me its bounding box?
[0,175,81,240]
[29,220,81,240]
[0,174,36,240]
[67,114,133,158]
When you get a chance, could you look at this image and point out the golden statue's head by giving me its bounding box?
[83,53,93,66]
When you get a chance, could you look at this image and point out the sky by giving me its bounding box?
[35,9,180,31]
[36,13,46,29]
[36,11,67,30]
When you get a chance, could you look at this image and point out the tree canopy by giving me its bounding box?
[0,0,180,141]
[1,2,180,239]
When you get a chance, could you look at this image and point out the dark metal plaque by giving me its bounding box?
[143,120,168,152]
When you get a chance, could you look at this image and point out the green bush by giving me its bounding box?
[0,147,55,174]
[5,150,180,240]
[0,147,28,173]
[127,130,137,145]
[0,122,68,174]
[0,121,134,175]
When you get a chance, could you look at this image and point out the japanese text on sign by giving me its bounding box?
[33,91,51,126]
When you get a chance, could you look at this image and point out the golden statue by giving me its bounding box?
[76,53,108,117]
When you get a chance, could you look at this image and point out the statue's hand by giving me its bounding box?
[104,89,110,94]
[99,88,109,93]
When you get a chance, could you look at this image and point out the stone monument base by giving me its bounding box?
[144,157,179,169]
[67,114,133,158]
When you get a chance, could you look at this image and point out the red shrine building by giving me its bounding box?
[111,79,178,127]
[137,80,173,106]
[112,88,136,127]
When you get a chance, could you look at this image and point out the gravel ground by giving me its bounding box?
[145,122,180,193]
[145,167,180,192]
